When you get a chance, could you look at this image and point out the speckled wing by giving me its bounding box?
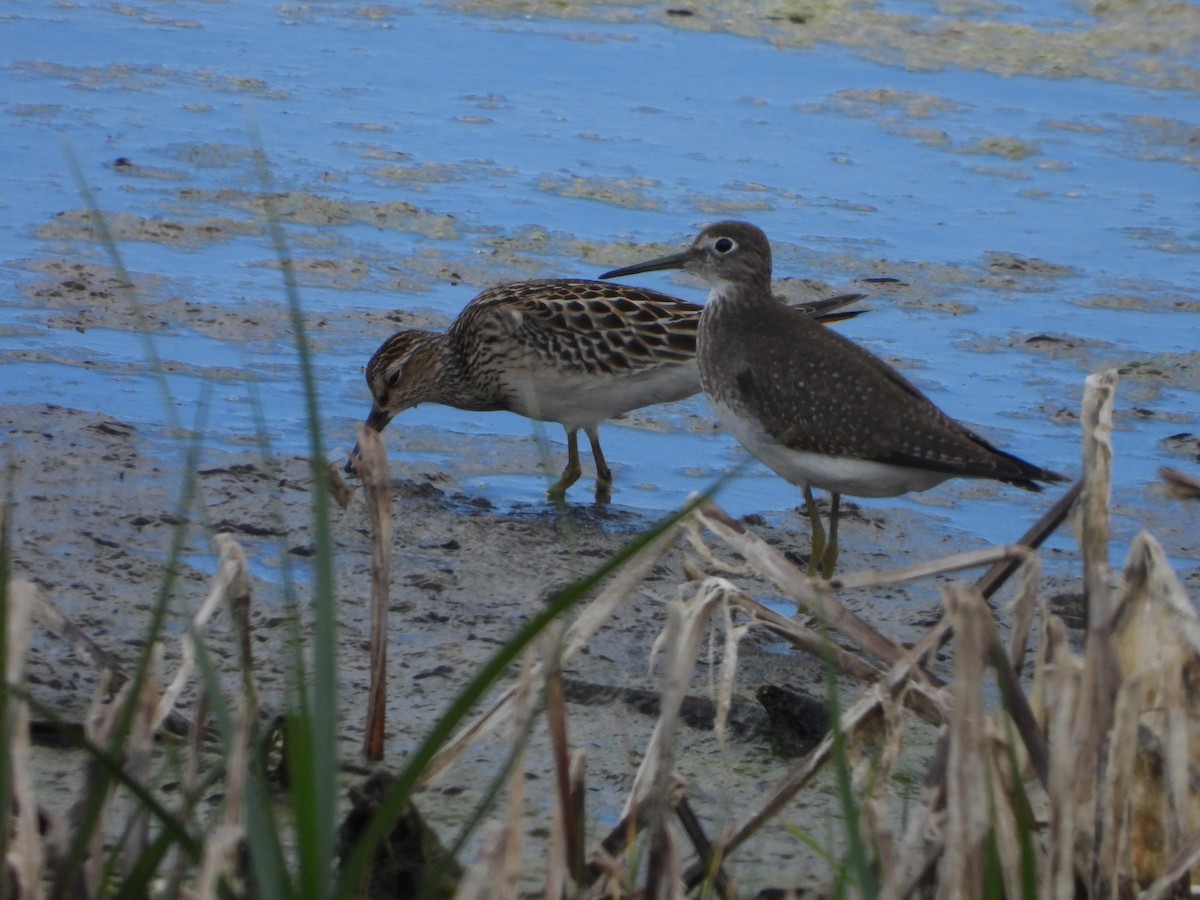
[457,279,700,379]
[715,302,1057,487]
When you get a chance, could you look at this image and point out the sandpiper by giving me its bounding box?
[601,221,1067,574]
[348,277,864,500]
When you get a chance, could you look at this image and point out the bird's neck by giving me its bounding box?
[437,334,506,412]
[704,273,773,316]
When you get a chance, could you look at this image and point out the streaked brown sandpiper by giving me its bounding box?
[600,221,1067,574]
[348,277,864,500]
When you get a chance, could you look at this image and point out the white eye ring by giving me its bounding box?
[713,237,736,254]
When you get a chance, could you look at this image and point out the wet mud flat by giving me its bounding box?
[6,394,1109,890]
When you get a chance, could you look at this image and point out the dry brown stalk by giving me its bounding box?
[193,824,246,900]
[226,535,256,710]
[166,689,209,896]
[450,655,539,900]
[585,799,654,889]
[568,750,586,879]
[326,458,355,509]
[502,652,537,900]
[1142,827,1200,899]
[731,585,882,683]
[541,627,586,888]
[674,796,734,900]
[355,423,393,762]
[939,584,992,899]
[121,645,162,880]
[975,477,1084,604]
[195,693,252,896]
[1099,669,1142,894]
[454,822,511,900]
[887,764,946,896]
[29,588,192,737]
[546,744,587,898]
[77,670,129,896]
[1080,369,1116,620]
[6,580,45,900]
[1041,610,1083,897]
[694,502,917,675]
[635,585,729,898]
[157,534,250,730]
[1075,369,1121,891]
[637,582,738,797]
[1109,531,1200,891]
[1005,546,1043,675]
[828,544,1035,595]
[917,475,1083,680]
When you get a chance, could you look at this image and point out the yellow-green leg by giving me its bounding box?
[585,426,613,502]
[802,483,827,578]
[548,428,583,499]
[819,492,841,580]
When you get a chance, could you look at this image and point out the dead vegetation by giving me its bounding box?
[5,367,1200,898]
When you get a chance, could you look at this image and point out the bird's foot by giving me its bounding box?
[593,467,613,504]
[547,466,581,501]
[344,445,361,476]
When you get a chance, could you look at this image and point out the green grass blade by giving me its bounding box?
[250,132,338,898]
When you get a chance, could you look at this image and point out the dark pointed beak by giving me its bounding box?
[599,249,692,280]
[344,405,395,474]
[365,405,394,434]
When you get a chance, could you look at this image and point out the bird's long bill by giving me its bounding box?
[365,405,394,434]
[599,249,691,280]
[344,405,395,474]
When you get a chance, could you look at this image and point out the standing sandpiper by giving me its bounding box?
[348,277,864,501]
[601,221,1067,575]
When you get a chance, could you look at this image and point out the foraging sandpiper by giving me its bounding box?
[601,222,1067,573]
[349,277,864,500]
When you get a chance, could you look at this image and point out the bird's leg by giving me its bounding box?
[585,426,613,503]
[802,484,828,578]
[548,428,583,499]
[818,492,841,580]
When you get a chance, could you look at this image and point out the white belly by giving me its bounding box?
[713,398,952,498]
[504,362,700,430]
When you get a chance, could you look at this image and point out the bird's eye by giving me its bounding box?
[714,237,735,254]
[386,369,402,387]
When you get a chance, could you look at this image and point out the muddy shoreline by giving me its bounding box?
[7,394,1105,889]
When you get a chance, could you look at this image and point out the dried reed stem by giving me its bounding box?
[542,627,586,887]
[939,583,991,899]
[78,672,129,896]
[1075,369,1120,890]
[635,585,729,897]
[30,591,191,736]
[6,581,44,900]
[121,645,161,879]
[355,423,393,762]
[694,503,930,678]
[157,534,250,730]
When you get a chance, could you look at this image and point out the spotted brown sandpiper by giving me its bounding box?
[348,277,864,501]
[601,221,1067,575]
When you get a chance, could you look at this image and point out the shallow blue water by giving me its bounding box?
[1,2,1197,562]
